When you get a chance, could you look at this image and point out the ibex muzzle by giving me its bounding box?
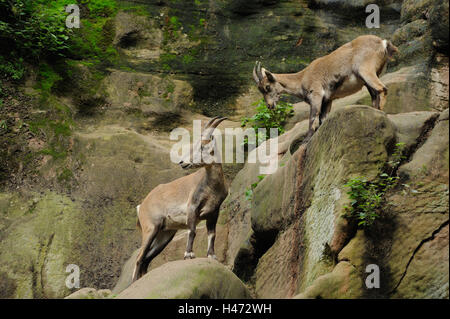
[253,61,281,109]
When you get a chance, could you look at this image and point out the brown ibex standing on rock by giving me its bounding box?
[132,117,228,282]
[253,35,398,140]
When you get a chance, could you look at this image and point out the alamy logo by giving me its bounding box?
[366,4,380,28]
[65,4,80,29]
[365,264,380,289]
[65,264,80,289]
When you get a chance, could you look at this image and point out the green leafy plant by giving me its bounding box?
[388,142,407,172]
[241,99,293,146]
[36,63,62,100]
[0,0,74,59]
[343,143,406,227]
[0,56,25,80]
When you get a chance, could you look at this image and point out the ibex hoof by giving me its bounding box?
[184,252,195,259]
[208,254,217,260]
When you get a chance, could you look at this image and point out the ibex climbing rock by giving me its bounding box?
[253,35,398,141]
[132,117,228,282]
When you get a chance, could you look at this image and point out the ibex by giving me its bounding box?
[132,116,228,282]
[253,35,398,140]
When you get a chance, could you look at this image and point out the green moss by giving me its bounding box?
[36,63,62,101]
[57,168,74,183]
[39,149,67,160]
[69,17,118,64]
[182,54,195,65]
[85,0,118,16]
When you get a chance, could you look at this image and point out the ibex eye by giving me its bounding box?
[265,86,270,92]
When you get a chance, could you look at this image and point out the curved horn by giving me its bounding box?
[204,116,220,130]
[256,61,264,81]
[253,62,260,84]
[205,117,227,139]
[210,117,227,130]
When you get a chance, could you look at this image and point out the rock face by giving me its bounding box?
[223,106,397,298]
[117,258,251,299]
[65,288,111,299]
[222,104,448,299]
[101,71,194,115]
[0,125,187,298]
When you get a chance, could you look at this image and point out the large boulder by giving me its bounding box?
[112,222,228,295]
[117,258,251,299]
[223,102,448,299]
[0,192,83,298]
[101,71,194,115]
[224,106,397,298]
[296,108,449,299]
[388,111,439,150]
[113,11,163,61]
[220,119,309,275]
[65,288,111,299]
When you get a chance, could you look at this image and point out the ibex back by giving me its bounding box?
[253,35,398,141]
[132,117,228,282]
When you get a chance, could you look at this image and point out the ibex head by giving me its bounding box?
[253,61,283,109]
[178,116,227,169]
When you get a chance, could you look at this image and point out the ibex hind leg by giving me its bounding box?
[132,224,159,282]
[319,100,332,125]
[140,230,177,274]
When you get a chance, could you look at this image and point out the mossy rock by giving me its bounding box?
[294,261,364,299]
[229,106,396,297]
[319,110,449,299]
[0,191,83,298]
[117,258,251,299]
[428,0,449,52]
[401,0,434,23]
[113,11,163,61]
[101,70,193,115]
[65,287,112,299]
[220,119,309,272]
[112,223,229,295]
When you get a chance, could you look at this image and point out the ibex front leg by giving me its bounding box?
[304,92,323,143]
[184,210,197,259]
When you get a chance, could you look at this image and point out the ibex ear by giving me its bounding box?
[264,70,277,83]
